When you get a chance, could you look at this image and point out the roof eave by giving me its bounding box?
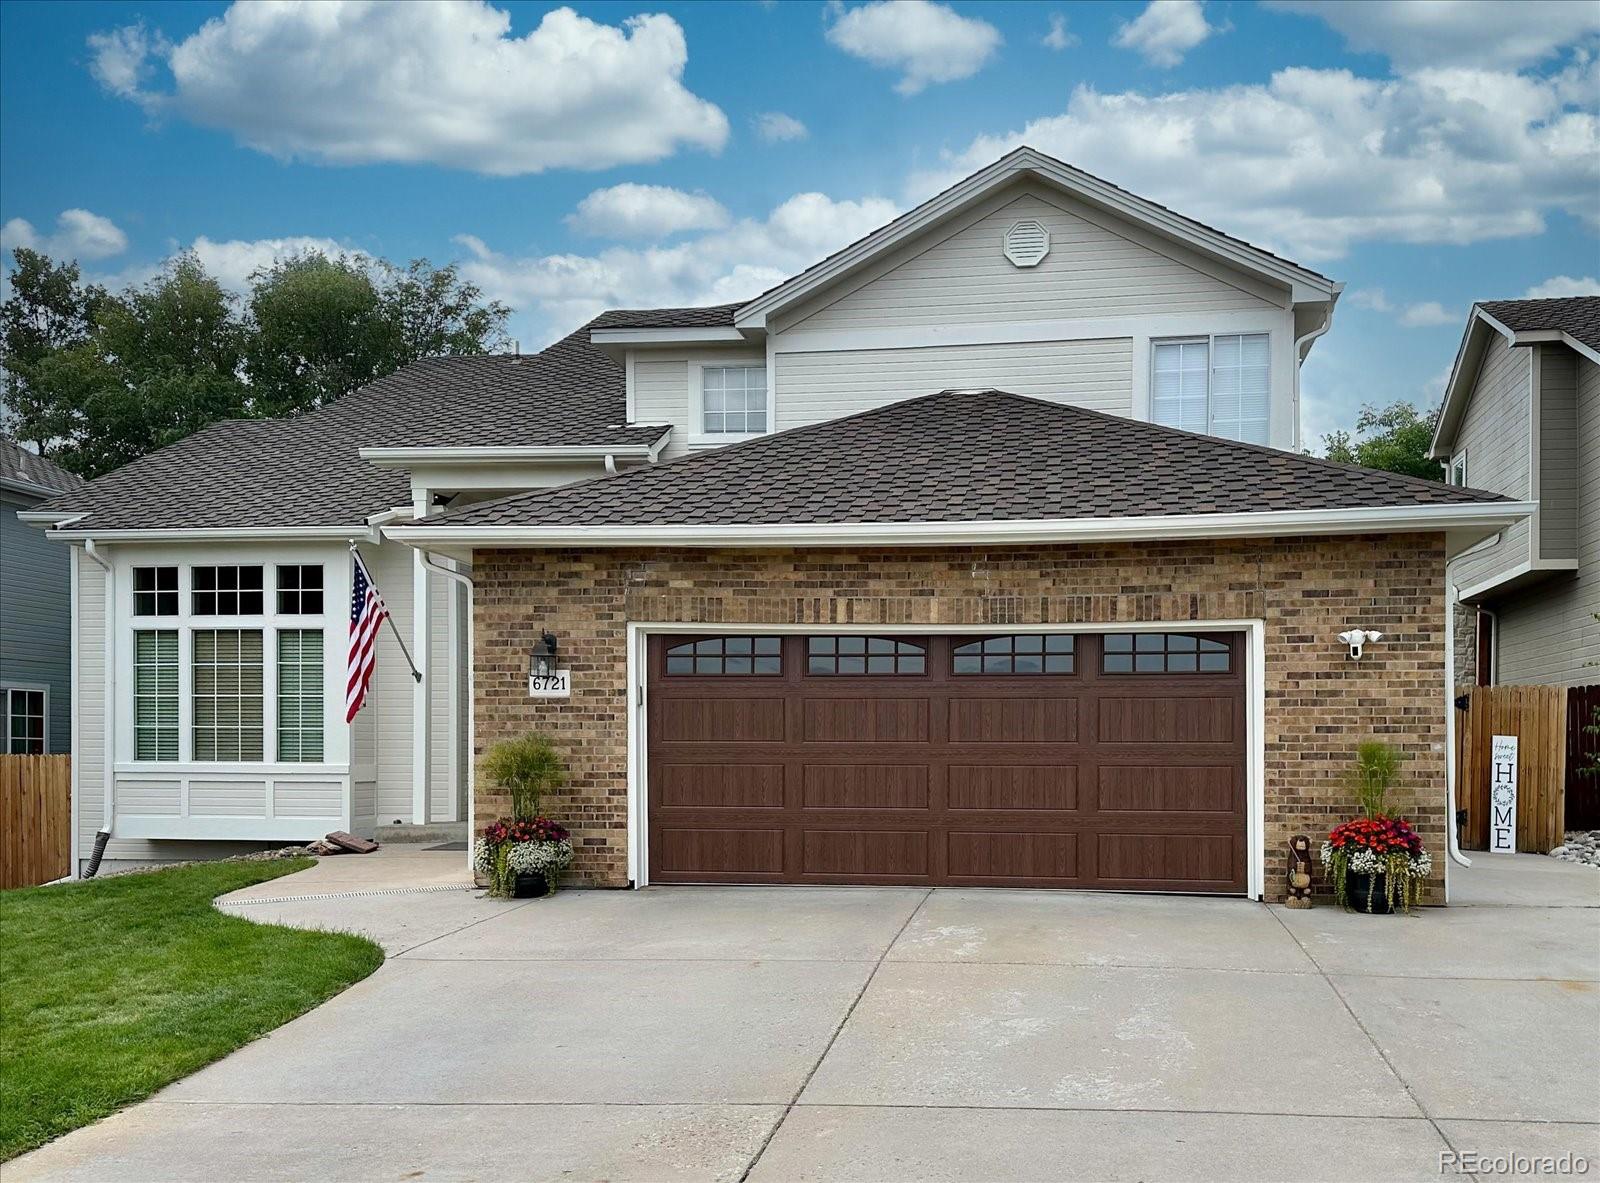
[386,500,1533,558]
[36,523,381,543]
[359,439,672,468]
[733,147,1337,330]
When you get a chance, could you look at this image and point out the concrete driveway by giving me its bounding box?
[11,853,1599,1182]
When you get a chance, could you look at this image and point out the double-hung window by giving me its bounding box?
[699,365,768,439]
[1152,334,1270,443]
[4,687,47,754]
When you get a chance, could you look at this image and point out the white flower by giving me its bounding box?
[506,839,574,875]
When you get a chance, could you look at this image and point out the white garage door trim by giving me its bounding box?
[626,619,1268,898]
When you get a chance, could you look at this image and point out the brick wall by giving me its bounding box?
[473,533,1449,902]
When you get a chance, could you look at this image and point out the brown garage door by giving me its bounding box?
[646,632,1247,893]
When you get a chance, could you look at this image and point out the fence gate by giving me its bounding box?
[1569,685,1600,831]
[1,755,72,889]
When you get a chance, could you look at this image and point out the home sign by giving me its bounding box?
[1488,733,1518,854]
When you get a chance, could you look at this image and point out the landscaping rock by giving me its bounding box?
[1549,830,1600,868]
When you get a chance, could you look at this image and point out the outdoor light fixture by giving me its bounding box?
[1337,629,1384,661]
[529,631,559,677]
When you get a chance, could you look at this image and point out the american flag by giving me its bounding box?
[346,550,390,723]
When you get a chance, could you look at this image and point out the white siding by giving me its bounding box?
[789,189,1277,333]
[1493,355,1600,686]
[775,337,1134,426]
[634,350,767,461]
[1450,332,1533,594]
[365,540,419,824]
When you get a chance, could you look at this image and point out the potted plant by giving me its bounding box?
[473,734,574,899]
[1319,741,1433,914]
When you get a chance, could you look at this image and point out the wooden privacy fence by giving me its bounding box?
[1455,686,1566,853]
[1,755,72,889]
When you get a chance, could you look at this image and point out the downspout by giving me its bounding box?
[1443,571,1472,881]
[604,453,618,475]
[82,539,115,877]
[1292,304,1334,453]
[418,550,475,877]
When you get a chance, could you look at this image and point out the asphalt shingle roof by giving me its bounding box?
[30,320,665,532]
[434,389,1507,530]
[0,438,85,497]
[1479,296,1600,354]
[590,304,741,330]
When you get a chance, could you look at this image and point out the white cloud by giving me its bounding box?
[1043,13,1078,52]
[456,190,899,344]
[1524,275,1600,298]
[754,111,809,142]
[566,184,729,239]
[87,2,728,175]
[1267,1,1600,70]
[1397,300,1455,327]
[0,209,128,261]
[825,1,1002,95]
[914,60,1600,262]
[1112,0,1219,68]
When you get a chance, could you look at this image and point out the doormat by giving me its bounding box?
[426,841,469,852]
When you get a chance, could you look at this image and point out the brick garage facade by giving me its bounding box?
[473,533,1449,902]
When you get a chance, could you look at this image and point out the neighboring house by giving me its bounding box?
[23,147,1529,900]
[1431,298,1600,687]
[1,439,84,754]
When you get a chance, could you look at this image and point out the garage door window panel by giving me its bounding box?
[953,634,1074,675]
[807,636,925,675]
[664,636,782,676]
[1103,633,1231,674]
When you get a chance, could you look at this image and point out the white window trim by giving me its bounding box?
[1449,450,1468,488]
[1149,332,1272,443]
[688,358,771,448]
[115,548,345,772]
[2,682,50,754]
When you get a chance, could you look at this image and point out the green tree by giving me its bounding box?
[246,253,508,416]
[1320,402,1442,481]
[0,249,106,453]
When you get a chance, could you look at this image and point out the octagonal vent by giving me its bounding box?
[1002,219,1050,268]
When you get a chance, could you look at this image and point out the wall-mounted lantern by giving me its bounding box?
[530,631,559,677]
[528,631,571,699]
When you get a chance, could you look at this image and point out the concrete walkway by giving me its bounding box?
[10,853,1599,1182]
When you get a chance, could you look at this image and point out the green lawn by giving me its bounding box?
[0,858,383,1161]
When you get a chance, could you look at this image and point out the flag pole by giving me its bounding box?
[351,542,423,683]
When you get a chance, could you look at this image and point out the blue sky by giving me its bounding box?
[2,0,1597,447]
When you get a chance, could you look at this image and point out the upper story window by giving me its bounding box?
[276,565,324,615]
[701,365,768,437]
[133,566,179,617]
[1448,452,1468,487]
[1152,333,1269,444]
[192,565,264,616]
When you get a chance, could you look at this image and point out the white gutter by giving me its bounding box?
[1292,301,1336,453]
[359,442,668,467]
[417,551,476,877]
[1443,571,1472,879]
[82,539,117,869]
[387,501,1537,551]
[39,525,377,543]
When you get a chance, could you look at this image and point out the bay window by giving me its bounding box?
[1152,333,1270,443]
[128,560,328,765]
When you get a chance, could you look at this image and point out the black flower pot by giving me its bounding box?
[513,871,550,899]
[1345,870,1392,914]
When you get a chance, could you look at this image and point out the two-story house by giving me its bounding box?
[1431,297,1599,688]
[24,148,1528,900]
[2,438,83,754]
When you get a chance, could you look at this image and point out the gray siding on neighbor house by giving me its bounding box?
[1491,354,1600,687]
[1,492,73,752]
[1537,343,1578,561]
[1449,332,1533,594]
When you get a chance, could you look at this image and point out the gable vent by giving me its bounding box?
[1002,219,1050,268]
